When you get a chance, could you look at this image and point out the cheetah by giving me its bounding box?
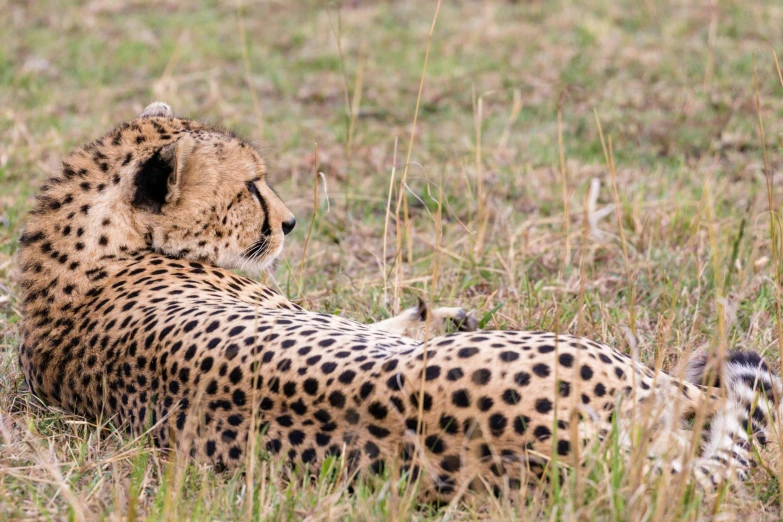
[16,102,780,502]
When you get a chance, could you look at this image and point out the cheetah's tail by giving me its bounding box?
[686,349,781,391]
[685,350,718,388]
[686,350,782,489]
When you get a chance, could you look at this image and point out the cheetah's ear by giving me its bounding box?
[139,101,174,118]
[132,134,196,213]
[166,133,196,204]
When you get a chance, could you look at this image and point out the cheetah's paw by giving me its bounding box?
[429,305,478,333]
[367,298,478,340]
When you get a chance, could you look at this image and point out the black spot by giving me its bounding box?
[316,433,331,446]
[424,365,441,380]
[409,391,432,411]
[471,368,491,385]
[451,389,471,408]
[228,326,245,336]
[303,378,319,395]
[532,364,550,378]
[283,381,296,397]
[489,413,507,436]
[502,389,521,405]
[206,321,220,333]
[359,382,374,400]
[19,231,46,245]
[386,373,405,391]
[557,440,571,456]
[184,345,197,361]
[364,441,380,458]
[534,425,551,441]
[514,371,531,386]
[440,455,461,473]
[368,401,388,420]
[425,434,445,453]
[301,448,316,464]
[345,409,360,424]
[446,368,464,381]
[290,399,307,415]
[232,389,246,406]
[369,460,386,475]
[535,397,553,414]
[182,321,198,332]
[328,391,346,409]
[499,351,519,362]
[477,396,494,411]
[514,415,529,434]
[439,414,459,434]
[458,347,479,358]
[367,425,390,438]
[559,353,574,367]
[289,430,305,446]
[339,369,356,384]
[580,365,594,381]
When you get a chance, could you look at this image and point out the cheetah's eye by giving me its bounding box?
[245,179,262,202]
[245,179,268,214]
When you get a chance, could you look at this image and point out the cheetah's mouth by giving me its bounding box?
[245,237,269,260]
[236,235,284,276]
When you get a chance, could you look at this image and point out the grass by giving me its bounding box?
[2,0,783,519]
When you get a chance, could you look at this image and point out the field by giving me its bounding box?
[2,0,783,519]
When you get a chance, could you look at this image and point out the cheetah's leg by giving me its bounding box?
[367,299,478,340]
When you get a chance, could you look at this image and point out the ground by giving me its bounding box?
[1,0,783,520]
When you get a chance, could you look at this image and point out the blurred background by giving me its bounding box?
[3,1,783,519]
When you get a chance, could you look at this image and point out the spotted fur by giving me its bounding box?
[16,103,779,502]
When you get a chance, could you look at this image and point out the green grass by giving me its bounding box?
[2,0,783,519]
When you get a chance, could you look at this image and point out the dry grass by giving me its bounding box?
[2,0,783,519]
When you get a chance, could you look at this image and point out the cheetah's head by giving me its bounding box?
[132,102,296,275]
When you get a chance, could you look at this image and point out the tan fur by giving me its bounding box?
[17,104,754,502]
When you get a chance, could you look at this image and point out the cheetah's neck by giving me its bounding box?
[17,121,188,321]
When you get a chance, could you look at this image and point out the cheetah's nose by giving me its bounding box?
[282,217,296,235]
